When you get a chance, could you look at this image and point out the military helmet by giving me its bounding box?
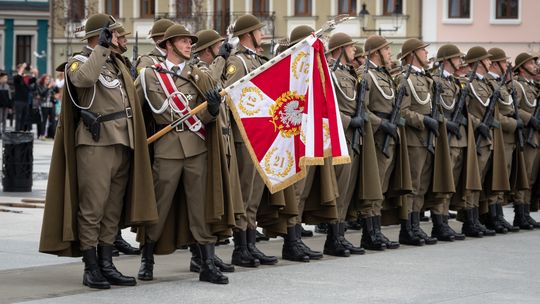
[193,29,224,53]
[158,24,198,49]
[327,32,354,53]
[364,35,390,54]
[354,43,364,58]
[149,19,175,38]
[514,52,539,70]
[233,14,265,37]
[487,47,510,62]
[435,44,464,62]
[400,38,429,60]
[289,25,314,46]
[82,13,121,40]
[463,46,492,64]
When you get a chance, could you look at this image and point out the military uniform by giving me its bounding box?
[40,13,157,290]
[513,52,540,229]
[223,14,278,267]
[135,19,174,72]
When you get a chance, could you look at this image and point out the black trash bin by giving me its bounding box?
[2,131,33,192]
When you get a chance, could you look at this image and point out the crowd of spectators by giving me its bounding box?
[0,63,64,139]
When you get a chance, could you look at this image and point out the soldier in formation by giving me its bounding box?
[40,13,540,289]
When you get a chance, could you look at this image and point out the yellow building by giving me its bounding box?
[50,0,421,73]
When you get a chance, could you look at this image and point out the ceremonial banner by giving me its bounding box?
[224,35,350,193]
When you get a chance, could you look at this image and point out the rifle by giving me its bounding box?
[527,96,540,147]
[351,51,371,155]
[381,63,413,158]
[475,68,510,154]
[131,31,138,79]
[448,61,479,143]
[426,63,445,154]
[508,63,525,150]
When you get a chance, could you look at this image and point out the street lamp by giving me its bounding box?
[358,3,403,36]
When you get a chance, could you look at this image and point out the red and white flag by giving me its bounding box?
[224,35,350,193]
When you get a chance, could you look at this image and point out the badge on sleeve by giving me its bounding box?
[227,64,237,76]
[70,61,79,72]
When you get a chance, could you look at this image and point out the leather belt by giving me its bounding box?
[96,107,133,123]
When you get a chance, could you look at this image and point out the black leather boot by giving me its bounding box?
[247,228,278,265]
[473,207,496,236]
[189,244,202,273]
[443,215,465,240]
[300,225,314,237]
[431,214,455,242]
[114,230,140,255]
[295,224,323,260]
[496,204,519,232]
[337,222,365,254]
[282,226,310,262]
[514,204,534,230]
[361,217,386,251]
[231,230,260,267]
[482,204,508,234]
[199,244,229,284]
[255,230,270,242]
[399,214,425,246]
[524,204,540,228]
[323,223,351,257]
[461,208,483,237]
[315,223,328,233]
[97,245,136,286]
[374,216,399,249]
[82,248,110,289]
[411,212,437,244]
[138,241,155,281]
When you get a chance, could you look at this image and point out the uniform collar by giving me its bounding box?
[165,59,186,75]
[156,47,166,56]
[476,72,485,80]
[488,71,501,79]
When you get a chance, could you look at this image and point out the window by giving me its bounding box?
[382,0,402,16]
[176,0,193,17]
[68,0,85,22]
[495,0,518,19]
[16,35,32,67]
[140,0,155,18]
[105,0,119,18]
[253,0,269,17]
[448,0,470,18]
[214,0,230,36]
[295,0,312,16]
[338,0,357,15]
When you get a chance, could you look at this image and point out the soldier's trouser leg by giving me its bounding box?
[515,144,540,205]
[335,150,360,222]
[77,145,130,250]
[235,142,265,230]
[407,147,433,213]
[183,152,217,244]
[293,170,310,225]
[449,146,468,209]
[472,146,492,208]
[145,158,183,242]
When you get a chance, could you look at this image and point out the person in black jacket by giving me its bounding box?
[13,63,37,132]
[0,71,12,134]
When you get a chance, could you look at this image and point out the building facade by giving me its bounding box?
[422,0,540,60]
[50,0,423,73]
[0,0,49,74]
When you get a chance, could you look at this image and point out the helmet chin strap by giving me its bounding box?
[522,66,537,78]
[377,50,387,67]
[448,58,459,73]
[249,32,260,49]
[480,60,489,74]
[496,61,506,78]
[172,44,191,61]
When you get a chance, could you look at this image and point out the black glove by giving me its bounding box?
[476,122,492,139]
[423,116,439,136]
[205,88,221,117]
[379,119,398,139]
[98,26,113,48]
[349,116,364,129]
[516,118,524,129]
[218,42,233,60]
[446,121,461,139]
[528,116,540,131]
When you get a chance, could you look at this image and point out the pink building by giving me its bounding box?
[422,0,540,60]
